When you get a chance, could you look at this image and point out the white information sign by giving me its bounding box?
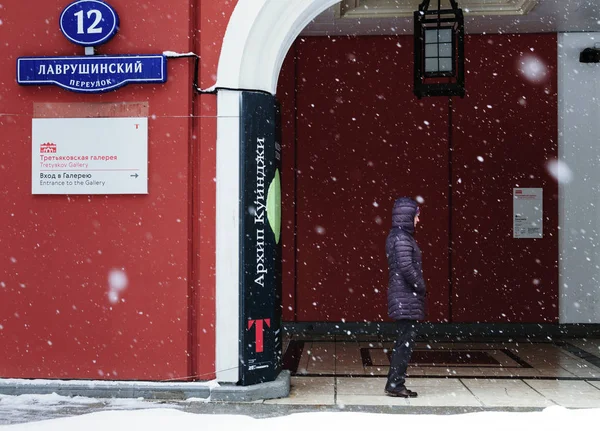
[513,188,543,239]
[32,117,148,195]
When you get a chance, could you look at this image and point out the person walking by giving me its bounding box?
[384,197,426,398]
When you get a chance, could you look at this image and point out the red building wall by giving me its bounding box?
[279,34,558,324]
[0,0,559,383]
[0,0,234,380]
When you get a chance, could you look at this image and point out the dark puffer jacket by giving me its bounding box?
[386,197,426,321]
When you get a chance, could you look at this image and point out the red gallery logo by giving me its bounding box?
[40,142,57,153]
[248,318,270,353]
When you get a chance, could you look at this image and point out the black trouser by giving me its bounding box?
[386,319,416,390]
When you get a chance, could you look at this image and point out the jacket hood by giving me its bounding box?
[391,197,419,233]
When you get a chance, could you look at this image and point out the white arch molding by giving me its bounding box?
[218,0,341,95]
[215,0,341,382]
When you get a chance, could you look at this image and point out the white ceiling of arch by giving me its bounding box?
[300,0,600,35]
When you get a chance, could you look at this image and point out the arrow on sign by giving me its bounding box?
[130,173,139,178]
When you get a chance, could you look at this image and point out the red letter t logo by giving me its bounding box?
[248,318,271,353]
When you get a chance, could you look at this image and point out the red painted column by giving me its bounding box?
[192,0,238,380]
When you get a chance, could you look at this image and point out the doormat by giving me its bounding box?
[362,347,532,368]
[367,349,499,366]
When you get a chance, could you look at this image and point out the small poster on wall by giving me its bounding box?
[513,188,543,239]
[32,117,148,195]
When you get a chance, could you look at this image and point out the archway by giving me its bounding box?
[214,0,343,383]
[213,0,562,384]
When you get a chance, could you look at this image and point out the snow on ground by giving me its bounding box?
[0,393,182,425]
[0,378,219,389]
[0,393,181,410]
[0,404,599,431]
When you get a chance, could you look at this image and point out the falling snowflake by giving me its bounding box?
[546,159,573,184]
[108,269,128,304]
[517,54,549,84]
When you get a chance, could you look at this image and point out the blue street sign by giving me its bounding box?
[17,55,167,93]
[60,0,119,47]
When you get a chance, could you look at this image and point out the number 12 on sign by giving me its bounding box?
[60,0,119,47]
[74,9,103,35]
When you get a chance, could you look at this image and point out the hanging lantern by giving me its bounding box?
[414,0,465,98]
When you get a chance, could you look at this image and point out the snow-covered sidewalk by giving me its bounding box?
[1,405,600,431]
[0,393,184,426]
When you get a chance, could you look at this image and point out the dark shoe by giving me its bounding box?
[385,387,418,398]
[405,388,418,397]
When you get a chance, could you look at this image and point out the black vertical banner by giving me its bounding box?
[239,91,282,386]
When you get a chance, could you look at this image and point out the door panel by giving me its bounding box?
[294,37,450,323]
[451,34,558,323]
